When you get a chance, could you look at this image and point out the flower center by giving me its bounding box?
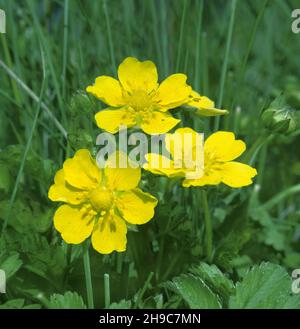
[204,151,223,175]
[89,188,113,211]
[126,90,154,113]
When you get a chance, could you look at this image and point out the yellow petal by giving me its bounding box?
[104,151,141,191]
[117,188,158,225]
[95,108,136,134]
[118,57,158,93]
[91,212,127,254]
[187,91,228,116]
[155,74,192,110]
[63,149,102,190]
[143,153,186,178]
[86,76,125,107]
[165,127,203,162]
[140,111,180,134]
[182,171,222,187]
[221,162,257,188]
[205,131,246,162]
[48,169,86,205]
[54,204,94,244]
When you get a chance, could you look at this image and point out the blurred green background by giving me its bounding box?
[0,0,300,309]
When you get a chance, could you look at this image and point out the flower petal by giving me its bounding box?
[182,170,222,187]
[86,76,125,107]
[187,91,228,116]
[118,57,158,93]
[143,153,186,178]
[63,149,102,190]
[155,74,192,110]
[204,131,246,162]
[117,188,158,225]
[95,108,136,134]
[140,111,180,134]
[221,162,257,188]
[105,151,141,191]
[48,169,87,205]
[91,212,127,254]
[54,204,94,244]
[165,127,203,162]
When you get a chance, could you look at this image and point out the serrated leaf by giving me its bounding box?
[0,163,11,194]
[165,274,222,309]
[109,299,132,309]
[49,291,87,309]
[0,299,41,309]
[190,262,235,299]
[229,262,300,309]
[0,199,52,234]
[0,250,22,279]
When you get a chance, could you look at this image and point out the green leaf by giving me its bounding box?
[0,163,11,194]
[109,299,132,309]
[229,262,300,309]
[49,291,87,309]
[0,299,25,309]
[164,274,222,309]
[0,199,52,234]
[190,263,235,299]
[0,299,41,309]
[0,244,22,279]
[215,201,255,271]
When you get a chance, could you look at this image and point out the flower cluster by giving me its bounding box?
[49,57,257,254]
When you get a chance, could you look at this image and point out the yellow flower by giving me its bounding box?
[48,149,158,254]
[186,91,228,116]
[144,127,203,178]
[144,128,257,188]
[86,57,192,134]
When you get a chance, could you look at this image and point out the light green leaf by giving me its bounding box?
[190,262,235,299]
[49,291,87,309]
[109,299,132,309]
[229,262,300,309]
[0,251,22,279]
[0,299,41,309]
[165,274,222,309]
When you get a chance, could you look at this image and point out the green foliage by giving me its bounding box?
[190,263,235,300]
[109,299,132,309]
[0,243,22,279]
[164,274,222,309]
[48,292,87,309]
[0,299,41,309]
[0,0,300,310]
[229,263,300,309]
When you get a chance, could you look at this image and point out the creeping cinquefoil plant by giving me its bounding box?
[48,56,258,294]
[2,1,300,311]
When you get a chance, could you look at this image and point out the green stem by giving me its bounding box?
[134,272,154,309]
[103,0,117,75]
[201,190,213,263]
[260,184,300,211]
[62,0,69,99]
[243,134,274,165]
[175,0,187,71]
[214,0,237,131]
[104,273,110,308]
[1,47,46,235]
[160,0,169,76]
[238,0,269,84]
[194,0,204,91]
[1,35,22,106]
[83,246,94,309]
[0,59,67,138]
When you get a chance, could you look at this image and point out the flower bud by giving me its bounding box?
[261,107,298,134]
